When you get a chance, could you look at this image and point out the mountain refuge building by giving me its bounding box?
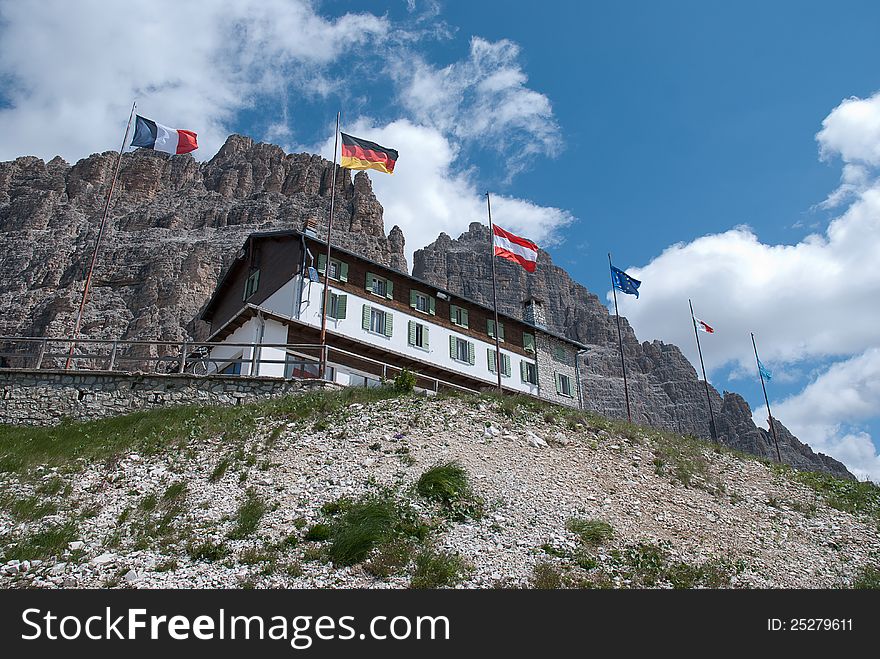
[200,229,586,408]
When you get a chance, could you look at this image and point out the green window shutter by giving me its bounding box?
[461,308,469,328]
[487,319,494,337]
[385,279,394,300]
[339,262,349,282]
[317,253,327,274]
[366,272,374,290]
[554,346,566,362]
[502,354,511,377]
[384,313,393,337]
[520,361,528,383]
[467,341,475,365]
[362,304,371,331]
[428,296,436,315]
[555,372,561,394]
[449,335,456,359]
[336,295,347,319]
[410,290,417,308]
[498,322,505,341]
[450,305,458,323]
[524,333,535,353]
[487,347,496,373]
[423,326,429,350]
[408,320,416,345]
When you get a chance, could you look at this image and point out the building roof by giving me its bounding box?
[202,228,589,350]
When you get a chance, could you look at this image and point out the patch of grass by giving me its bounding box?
[283,561,303,577]
[228,489,266,539]
[187,539,229,562]
[652,433,712,489]
[410,548,470,589]
[0,387,404,477]
[324,494,429,567]
[304,523,332,542]
[851,565,880,589]
[139,493,158,512]
[321,499,349,516]
[209,457,232,483]
[566,518,614,547]
[0,493,58,522]
[1,521,78,561]
[796,471,880,521]
[364,539,415,578]
[239,546,277,565]
[36,476,69,497]
[416,462,483,520]
[608,542,739,588]
[530,562,564,589]
[163,481,187,501]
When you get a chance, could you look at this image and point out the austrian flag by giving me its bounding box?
[693,316,715,334]
[493,224,538,272]
[131,115,198,155]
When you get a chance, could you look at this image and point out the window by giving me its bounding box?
[487,348,511,377]
[366,272,394,300]
[362,304,393,337]
[523,333,536,354]
[410,290,436,315]
[243,269,260,300]
[487,319,505,342]
[520,360,538,385]
[449,336,475,364]
[316,254,349,282]
[408,320,430,350]
[553,345,569,364]
[556,373,573,397]
[325,292,347,320]
[450,304,469,328]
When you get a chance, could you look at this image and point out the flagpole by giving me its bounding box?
[689,299,718,442]
[65,101,137,370]
[319,111,340,380]
[608,253,632,423]
[486,192,503,393]
[751,332,782,463]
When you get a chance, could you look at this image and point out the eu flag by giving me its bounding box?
[611,265,641,298]
[758,359,772,381]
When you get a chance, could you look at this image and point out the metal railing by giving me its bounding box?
[0,336,481,396]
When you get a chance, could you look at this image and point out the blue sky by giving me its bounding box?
[1,0,879,479]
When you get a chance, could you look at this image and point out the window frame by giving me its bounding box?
[243,269,260,301]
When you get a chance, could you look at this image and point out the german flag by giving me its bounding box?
[340,133,398,174]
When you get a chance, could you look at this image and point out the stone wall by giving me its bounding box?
[535,333,580,409]
[0,369,337,426]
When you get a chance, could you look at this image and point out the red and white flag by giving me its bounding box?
[492,224,538,272]
[693,316,714,333]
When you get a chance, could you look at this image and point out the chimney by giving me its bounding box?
[303,216,319,237]
[523,297,547,329]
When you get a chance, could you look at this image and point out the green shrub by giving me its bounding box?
[566,518,614,547]
[1,521,78,562]
[852,565,880,589]
[228,489,266,539]
[410,548,469,588]
[416,462,483,520]
[304,523,332,542]
[187,540,229,562]
[328,498,398,565]
[530,562,564,589]
[364,539,415,578]
[393,369,417,393]
[209,457,232,483]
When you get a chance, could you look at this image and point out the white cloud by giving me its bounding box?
[316,118,574,264]
[0,0,388,162]
[390,37,561,176]
[610,90,880,479]
[756,349,880,481]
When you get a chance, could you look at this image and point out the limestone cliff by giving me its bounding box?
[412,223,852,479]
[0,135,406,343]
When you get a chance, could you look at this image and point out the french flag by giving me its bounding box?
[493,224,538,272]
[130,115,198,155]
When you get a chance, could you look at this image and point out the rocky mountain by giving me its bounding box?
[0,135,406,344]
[413,223,852,479]
[0,139,851,478]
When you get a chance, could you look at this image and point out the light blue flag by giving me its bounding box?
[758,359,772,381]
